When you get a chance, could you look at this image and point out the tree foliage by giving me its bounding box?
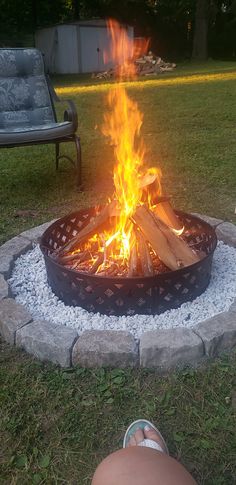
[0,0,235,59]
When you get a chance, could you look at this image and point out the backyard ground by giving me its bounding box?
[0,61,236,484]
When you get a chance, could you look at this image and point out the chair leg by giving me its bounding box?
[75,135,82,186]
[55,142,60,170]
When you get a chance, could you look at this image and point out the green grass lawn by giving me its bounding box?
[0,60,236,246]
[0,61,236,484]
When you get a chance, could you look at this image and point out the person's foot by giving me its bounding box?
[127,425,167,453]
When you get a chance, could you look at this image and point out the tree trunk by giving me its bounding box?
[192,0,209,60]
[31,0,38,31]
[72,0,80,20]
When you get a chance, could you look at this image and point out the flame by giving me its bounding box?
[133,37,150,59]
[102,86,144,258]
[172,226,185,236]
[103,19,136,79]
[101,19,158,260]
[100,19,162,262]
[58,21,201,275]
[68,20,164,273]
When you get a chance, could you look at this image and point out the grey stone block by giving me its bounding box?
[0,274,9,301]
[20,220,57,243]
[194,312,236,357]
[72,330,138,368]
[140,328,204,369]
[191,213,223,227]
[216,222,236,247]
[0,236,32,277]
[16,320,78,367]
[0,298,32,344]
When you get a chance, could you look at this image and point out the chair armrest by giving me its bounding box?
[46,74,78,131]
[63,99,78,131]
[46,74,60,102]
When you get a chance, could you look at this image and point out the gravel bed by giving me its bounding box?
[8,242,236,339]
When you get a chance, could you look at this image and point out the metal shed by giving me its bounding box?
[35,20,134,74]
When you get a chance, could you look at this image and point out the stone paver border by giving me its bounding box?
[0,214,236,369]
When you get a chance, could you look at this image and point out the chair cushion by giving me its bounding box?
[0,121,75,145]
[0,48,44,77]
[0,49,55,128]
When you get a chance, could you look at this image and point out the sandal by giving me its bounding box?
[123,419,169,455]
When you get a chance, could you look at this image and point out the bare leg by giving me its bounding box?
[92,426,196,485]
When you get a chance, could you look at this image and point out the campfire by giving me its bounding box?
[54,192,201,277]
[40,20,217,316]
[53,20,200,278]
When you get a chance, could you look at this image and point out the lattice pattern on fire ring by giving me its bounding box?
[43,209,97,252]
[42,209,216,255]
[46,254,212,316]
[40,209,217,316]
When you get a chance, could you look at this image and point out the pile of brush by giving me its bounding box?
[92,51,176,80]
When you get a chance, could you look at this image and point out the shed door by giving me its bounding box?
[80,27,99,73]
[57,25,79,73]
[80,26,112,73]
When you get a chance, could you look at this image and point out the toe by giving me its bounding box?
[128,435,137,447]
[144,425,166,451]
[134,428,145,444]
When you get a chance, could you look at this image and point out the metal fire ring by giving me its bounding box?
[40,208,217,316]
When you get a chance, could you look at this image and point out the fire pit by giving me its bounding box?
[40,21,217,317]
[40,209,217,316]
[1,21,236,370]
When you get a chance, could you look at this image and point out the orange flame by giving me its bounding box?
[62,21,185,275]
[133,37,150,59]
[101,19,162,261]
[103,19,136,79]
[102,87,144,216]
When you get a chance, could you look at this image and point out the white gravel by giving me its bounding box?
[8,242,236,339]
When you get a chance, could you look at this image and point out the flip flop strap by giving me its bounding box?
[138,439,164,453]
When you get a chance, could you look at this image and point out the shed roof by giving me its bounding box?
[36,19,132,32]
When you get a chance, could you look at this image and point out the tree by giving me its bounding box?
[209,0,236,58]
[192,0,209,59]
[1,0,236,59]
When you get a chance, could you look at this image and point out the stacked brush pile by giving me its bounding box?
[92,51,176,80]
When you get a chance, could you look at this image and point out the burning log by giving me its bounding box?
[89,253,104,274]
[154,198,183,232]
[140,171,183,232]
[57,201,117,257]
[136,229,154,276]
[99,263,119,276]
[128,237,138,277]
[106,263,119,276]
[132,205,200,271]
[58,250,90,265]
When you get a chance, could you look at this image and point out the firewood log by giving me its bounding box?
[58,250,90,264]
[154,199,183,232]
[57,201,117,256]
[136,229,154,276]
[140,171,182,231]
[139,171,182,232]
[89,253,104,274]
[132,205,200,271]
[106,263,119,276]
[128,238,138,277]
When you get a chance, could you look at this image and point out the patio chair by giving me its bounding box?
[0,48,81,186]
